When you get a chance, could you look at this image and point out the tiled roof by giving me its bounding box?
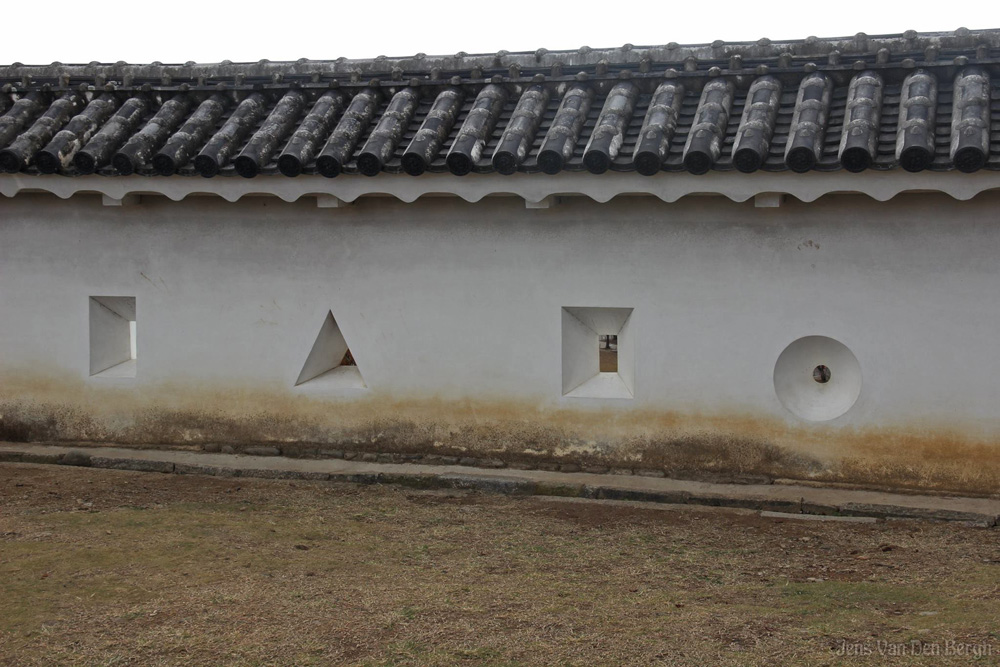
[0,29,999,178]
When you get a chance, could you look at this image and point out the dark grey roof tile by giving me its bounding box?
[583,81,639,174]
[951,67,991,172]
[0,92,81,172]
[537,84,593,174]
[316,87,380,177]
[36,93,117,173]
[194,91,267,177]
[75,95,150,174]
[732,76,781,173]
[277,90,345,177]
[114,93,193,175]
[683,79,734,174]
[0,92,46,152]
[402,88,463,176]
[234,89,307,178]
[357,87,419,177]
[896,70,937,171]
[785,73,833,172]
[633,81,685,175]
[839,71,884,172]
[447,84,507,176]
[153,93,229,175]
[493,84,549,174]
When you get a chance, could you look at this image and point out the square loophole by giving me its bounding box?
[89,296,136,378]
[562,307,633,399]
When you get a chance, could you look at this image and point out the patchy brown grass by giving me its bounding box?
[1,463,998,666]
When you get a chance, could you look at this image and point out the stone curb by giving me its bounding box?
[15,441,1000,501]
[760,511,878,524]
[838,502,997,525]
[2,447,998,526]
[89,456,175,474]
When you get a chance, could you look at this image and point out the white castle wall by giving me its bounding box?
[1,186,999,491]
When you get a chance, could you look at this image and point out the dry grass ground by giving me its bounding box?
[1,463,998,666]
[599,349,617,373]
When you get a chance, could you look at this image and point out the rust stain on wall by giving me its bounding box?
[1,369,999,495]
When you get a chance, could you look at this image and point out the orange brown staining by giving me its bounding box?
[2,369,999,495]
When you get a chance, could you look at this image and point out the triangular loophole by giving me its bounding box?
[295,311,366,389]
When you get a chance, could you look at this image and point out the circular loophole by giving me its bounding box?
[774,336,861,421]
[812,365,831,384]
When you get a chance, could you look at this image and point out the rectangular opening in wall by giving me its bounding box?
[90,296,137,378]
[562,307,633,399]
[599,335,618,372]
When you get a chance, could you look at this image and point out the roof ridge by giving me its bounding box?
[2,29,998,78]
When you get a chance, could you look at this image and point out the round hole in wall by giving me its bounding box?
[812,365,831,384]
[774,336,861,422]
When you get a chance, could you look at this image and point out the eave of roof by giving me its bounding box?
[3,170,999,206]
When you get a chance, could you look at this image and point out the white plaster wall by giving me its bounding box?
[2,190,1000,433]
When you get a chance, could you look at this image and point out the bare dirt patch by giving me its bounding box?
[1,463,998,665]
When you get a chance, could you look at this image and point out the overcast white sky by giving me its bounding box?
[4,0,1000,65]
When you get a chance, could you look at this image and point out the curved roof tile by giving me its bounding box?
[732,76,781,173]
[896,70,937,172]
[951,67,991,173]
[839,71,883,173]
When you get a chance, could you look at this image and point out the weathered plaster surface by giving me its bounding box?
[2,190,1000,493]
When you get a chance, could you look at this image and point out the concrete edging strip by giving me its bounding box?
[0,444,997,526]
